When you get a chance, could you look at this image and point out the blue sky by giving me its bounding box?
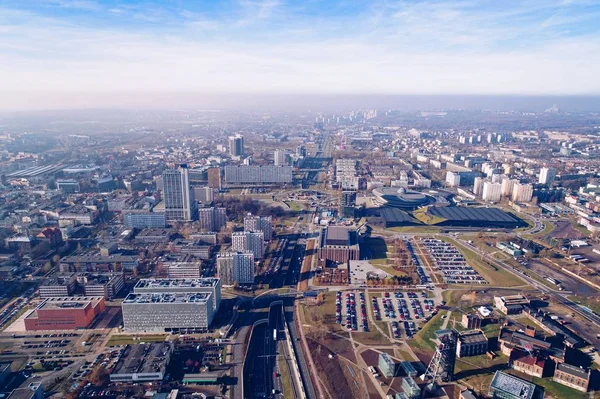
[0,0,599,109]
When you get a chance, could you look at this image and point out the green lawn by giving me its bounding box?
[411,311,446,353]
[567,295,600,314]
[531,376,588,399]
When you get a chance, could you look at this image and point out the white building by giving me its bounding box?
[446,171,461,187]
[512,183,534,203]
[539,167,556,185]
[231,231,264,259]
[274,149,287,166]
[244,214,273,241]
[473,177,484,197]
[482,181,502,202]
[163,165,195,221]
[501,178,514,196]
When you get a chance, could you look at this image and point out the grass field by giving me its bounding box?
[278,343,294,398]
[567,295,600,314]
[411,311,446,353]
[441,237,527,287]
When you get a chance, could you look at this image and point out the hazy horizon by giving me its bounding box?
[1,0,599,111]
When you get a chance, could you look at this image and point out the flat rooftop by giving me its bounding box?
[123,292,211,304]
[490,371,535,399]
[35,297,103,310]
[428,207,521,224]
[323,226,358,246]
[135,278,219,290]
[61,254,138,263]
[112,343,172,376]
[458,330,488,344]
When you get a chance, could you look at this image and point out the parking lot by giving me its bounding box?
[419,238,487,284]
[335,291,369,332]
[405,239,432,285]
[371,291,438,339]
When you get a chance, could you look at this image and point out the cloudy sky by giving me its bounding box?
[0,0,599,109]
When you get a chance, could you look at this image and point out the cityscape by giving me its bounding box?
[1,1,600,399]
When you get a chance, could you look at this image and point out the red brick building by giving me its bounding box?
[24,297,105,331]
[318,226,360,264]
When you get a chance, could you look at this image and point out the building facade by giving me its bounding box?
[231,231,264,259]
[163,164,196,221]
[217,252,255,285]
[244,214,273,241]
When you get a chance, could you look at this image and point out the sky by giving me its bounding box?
[0,0,600,110]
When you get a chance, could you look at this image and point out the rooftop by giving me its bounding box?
[458,329,488,344]
[111,343,172,377]
[34,297,103,311]
[490,371,536,399]
[323,226,358,246]
[556,363,590,380]
[134,278,219,290]
[123,292,211,304]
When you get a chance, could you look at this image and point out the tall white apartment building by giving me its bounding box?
[231,231,264,259]
[217,252,255,285]
[244,214,273,241]
[539,167,556,185]
[501,178,514,196]
[473,177,485,197]
[163,164,195,221]
[512,183,534,203]
[274,149,287,166]
[446,171,461,187]
[482,181,502,202]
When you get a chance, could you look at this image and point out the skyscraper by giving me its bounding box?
[228,134,244,157]
[163,165,195,221]
[339,190,357,218]
[231,231,264,259]
[539,167,556,185]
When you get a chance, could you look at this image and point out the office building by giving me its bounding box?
[166,262,202,279]
[512,182,534,203]
[59,254,139,273]
[473,177,484,196]
[39,274,77,298]
[244,214,273,241]
[133,278,221,312]
[110,343,173,382]
[217,252,255,285]
[318,226,360,263]
[482,181,502,202]
[228,134,244,157]
[78,273,124,299]
[224,165,293,184]
[378,353,400,377]
[24,297,105,331]
[207,167,222,190]
[194,186,214,203]
[553,363,590,392]
[198,207,227,232]
[163,165,195,221]
[232,231,264,259]
[538,167,556,185]
[123,212,167,229]
[274,149,287,166]
[456,330,488,358]
[122,292,214,332]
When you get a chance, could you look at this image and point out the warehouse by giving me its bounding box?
[110,343,173,382]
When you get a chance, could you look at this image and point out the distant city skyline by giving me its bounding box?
[0,0,599,110]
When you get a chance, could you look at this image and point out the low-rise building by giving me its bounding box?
[78,273,124,299]
[401,377,421,399]
[456,330,488,358]
[553,363,590,393]
[318,226,360,263]
[110,343,173,382]
[378,353,400,378]
[489,371,541,399]
[39,274,77,298]
[24,297,105,331]
[509,349,547,378]
[494,295,529,315]
[461,313,482,329]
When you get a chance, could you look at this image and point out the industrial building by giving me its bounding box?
[461,313,481,329]
[110,343,173,382]
[553,363,590,392]
[456,330,488,358]
[318,226,360,263]
[494,295,530,315]
[24,297,105,331]
[121,292,214,333]
[489,371,541,399]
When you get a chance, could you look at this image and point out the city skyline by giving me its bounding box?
[1,0,599,110]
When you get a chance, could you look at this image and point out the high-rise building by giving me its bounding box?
[446,171,461,187]
[163,165,196,221]
[244,214,273,240]
[274,149,287,166]
[224,165,293,184]
[539,167,556,185]
[501,178,514,196]
[339,190,357,218]
[217,252,255,285]
[198,207,227,232]
[194,186,214,203]
[231,231,264,259]
[207,167,221,190]
[482,181,502,202]
[512,183,534,203]
[296,145,306,157]
[228,134,244,157]
[473,177,484,196]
